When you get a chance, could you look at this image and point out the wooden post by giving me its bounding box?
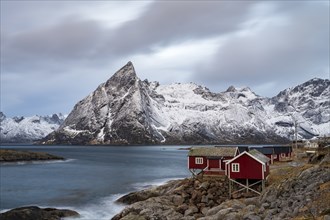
[246,179,249,193]
[230,179,262,196]
[262,179,265,192]
[229,179,232,198]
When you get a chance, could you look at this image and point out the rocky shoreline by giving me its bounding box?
[113,154,330,220]
[0,149,64,162]
[1,149,329,220]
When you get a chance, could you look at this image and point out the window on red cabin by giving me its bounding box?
[232,163,240,172]
[195,157,203,164]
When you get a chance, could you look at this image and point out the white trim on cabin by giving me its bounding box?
[232,163,240,172]
[207,158,209,167]
[195,157,203,164]
[225,162,227,175]
[234,147,239,156]
[225,151,269,166]
[271,155,273,164]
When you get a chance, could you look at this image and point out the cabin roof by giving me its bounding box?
[225,149,270,165]
[265,146,292,154]
[188,147,237,157]
[238,146,249,153]
[248,149,270,163]
[250,147,274,155]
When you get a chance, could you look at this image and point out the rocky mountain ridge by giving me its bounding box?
[0,112,65,143]
[41,62,329,145]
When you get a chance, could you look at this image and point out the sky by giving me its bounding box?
[1,1,329,117]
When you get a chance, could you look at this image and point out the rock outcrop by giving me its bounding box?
[0,149,64,162]
[41,62,330,145]
[0,206,79,220]
[200,161,330,219]
[113,154,330,220]
[113,177,230,220]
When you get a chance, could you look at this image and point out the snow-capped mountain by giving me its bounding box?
[0,112,65,143]
[41,62,330,145]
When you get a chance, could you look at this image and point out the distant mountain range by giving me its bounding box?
[0,112,65,143]
[34,61,329,145]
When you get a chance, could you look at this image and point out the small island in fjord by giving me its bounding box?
[0,149,64,162]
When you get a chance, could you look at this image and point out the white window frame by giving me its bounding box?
[195,157,203,164]
[231,163,240,172]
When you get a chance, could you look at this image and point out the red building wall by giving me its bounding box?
[208,159,220,169]
[274,152,291,161]
[221,156,234,170]
[228,154,264,180]
[188,156,207,169]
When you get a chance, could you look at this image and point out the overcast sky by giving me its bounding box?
[1,1,329,117]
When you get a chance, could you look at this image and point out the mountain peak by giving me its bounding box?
[115,61,136,77]
[105,62,138,89]
[240,87,252,92]
[226,85,237,92]
[0,112,6,122]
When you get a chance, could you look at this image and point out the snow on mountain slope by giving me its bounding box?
[270,78,330,138]
[0,112,65,143]
[41,62,329,145]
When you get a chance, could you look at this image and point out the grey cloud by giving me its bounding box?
[193,2,329,96]
[2,17,107,73]
[1,1,256,75]
[103,1,255,55]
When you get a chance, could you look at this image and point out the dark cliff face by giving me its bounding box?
[41,63,329,145]
[43,62,163,145]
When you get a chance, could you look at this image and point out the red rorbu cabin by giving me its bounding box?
[264,146,293,162]
[188,147,238,176]
[225,149,270,196]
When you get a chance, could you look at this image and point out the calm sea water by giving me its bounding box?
[0,145,190,219]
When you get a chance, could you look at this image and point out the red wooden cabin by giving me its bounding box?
[225,149,270,180]
[225,149,270,196]
[264,146,292,162]
[188,147,238,175]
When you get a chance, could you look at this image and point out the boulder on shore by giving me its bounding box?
[113,176,229,220]
[0,206,79,220]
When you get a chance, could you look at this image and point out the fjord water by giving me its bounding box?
[0,145,190,219]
